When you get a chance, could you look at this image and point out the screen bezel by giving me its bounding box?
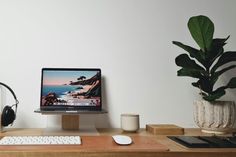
[40,68,102,111]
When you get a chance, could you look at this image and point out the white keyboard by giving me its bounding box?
[0,136,81,145]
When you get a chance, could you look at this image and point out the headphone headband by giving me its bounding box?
[0,82,19,108]
[0,82,19,127]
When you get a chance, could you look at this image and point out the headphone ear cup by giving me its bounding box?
[1,106,16,127]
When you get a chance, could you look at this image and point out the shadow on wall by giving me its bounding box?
[222,68,236,127]
[94,76,112,128]
[222,68,236,101]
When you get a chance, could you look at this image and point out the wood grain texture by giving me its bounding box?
[62,115,80,130]
[0,136,168,152]
[0,128,236,157]
[146,124,184,135]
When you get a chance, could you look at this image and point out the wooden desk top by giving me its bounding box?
[0,128,236,157]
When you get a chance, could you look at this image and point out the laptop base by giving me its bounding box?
[34,108,107,115]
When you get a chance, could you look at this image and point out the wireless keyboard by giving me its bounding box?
[0,136,81,145]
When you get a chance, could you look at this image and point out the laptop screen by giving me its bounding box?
[40,68,101,110]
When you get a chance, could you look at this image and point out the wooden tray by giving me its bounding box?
[146,124,184,135]
[0,136,169,152]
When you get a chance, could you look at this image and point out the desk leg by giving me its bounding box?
[62,115,80,130]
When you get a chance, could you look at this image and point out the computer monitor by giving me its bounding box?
[40,68,102,111]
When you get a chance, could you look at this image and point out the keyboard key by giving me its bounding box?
[0,136,81,145]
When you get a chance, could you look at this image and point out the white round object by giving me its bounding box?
[112,135,132,145]
[121,114,139,132]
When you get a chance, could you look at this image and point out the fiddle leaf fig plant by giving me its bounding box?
[173,15,236,102]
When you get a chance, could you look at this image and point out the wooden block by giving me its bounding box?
[62,115,80,130]
[146,124,184,135]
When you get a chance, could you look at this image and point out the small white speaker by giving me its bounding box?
[121,113,140,132]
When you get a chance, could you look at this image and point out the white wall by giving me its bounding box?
[0,0,236,129]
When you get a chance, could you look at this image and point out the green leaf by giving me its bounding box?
[177,68,203,78]
[210,36,229,53]
[188,15,214,51]
[203,87,226,101]
[175,54,205,70]
[172,41,205,63]
[191,78,213,93]
[192,81,208,92]
[227,77,236,88]
[192,82,200,88]
[211,51,236,72]
[199,92,208,97]
[207,36,229,64]
[211,65,236,85]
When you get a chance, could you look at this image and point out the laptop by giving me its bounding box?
[35,68,104,113]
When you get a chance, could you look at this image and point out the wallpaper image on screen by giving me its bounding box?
[41,70,101,107]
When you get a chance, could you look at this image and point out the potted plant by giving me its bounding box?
[173,15,236,134]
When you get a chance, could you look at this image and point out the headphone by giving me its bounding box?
[0,82,19,127]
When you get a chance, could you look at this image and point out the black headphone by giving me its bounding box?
[0,82,19,127]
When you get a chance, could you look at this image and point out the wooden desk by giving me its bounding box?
[1,128,236,157]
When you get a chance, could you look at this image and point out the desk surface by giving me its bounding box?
[0,128,236,157]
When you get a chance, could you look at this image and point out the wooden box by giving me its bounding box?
[146,124,184,135]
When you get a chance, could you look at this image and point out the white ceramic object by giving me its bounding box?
[121,114,139,132]
[112,135,132,145]
[193,100,236,134]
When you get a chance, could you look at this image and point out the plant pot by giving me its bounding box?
[193,100,236,134]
